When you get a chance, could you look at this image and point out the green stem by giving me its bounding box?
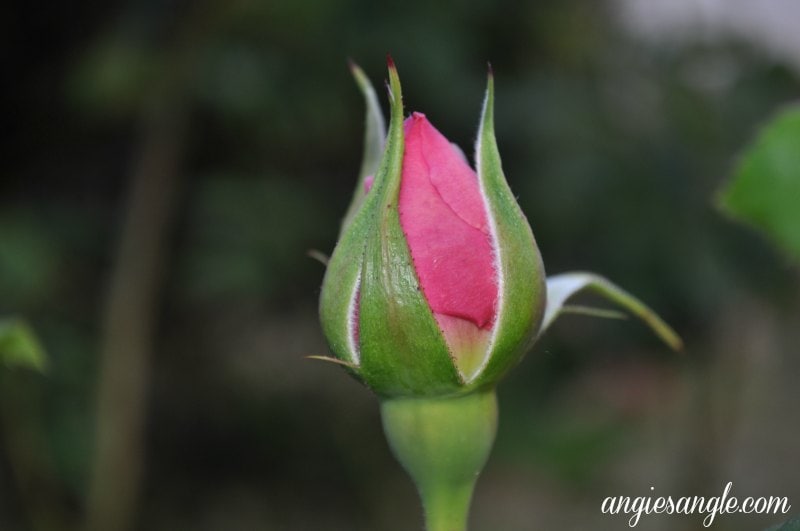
[380,390,498,531]
[419,479,473,531]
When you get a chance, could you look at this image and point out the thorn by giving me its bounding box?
[306,249,329,266]
[487,61,494,77]
[347,57,357,72]
[306,355,357,369]
[386,53,396,70]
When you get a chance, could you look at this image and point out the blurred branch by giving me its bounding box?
[84,4,227,530]
[85,84,183,531]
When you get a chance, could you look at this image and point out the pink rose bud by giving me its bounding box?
[399,112,497,375]
[320,60,546,397]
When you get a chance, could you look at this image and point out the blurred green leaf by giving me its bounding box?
[719,105,800,261]
[767,517,800,531]
[0,318,47,372]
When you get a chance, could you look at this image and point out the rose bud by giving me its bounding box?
[319,60,546,398]
[317,59,682,530]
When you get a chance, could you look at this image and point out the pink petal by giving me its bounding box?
[435,314,492,378]
[399,112,497,330]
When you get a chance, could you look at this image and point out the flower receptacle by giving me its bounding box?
[381,390,498,531]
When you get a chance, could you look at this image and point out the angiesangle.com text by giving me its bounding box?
[601,482,791,527]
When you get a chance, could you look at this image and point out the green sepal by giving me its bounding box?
[340,62,387,236]
[469,72,547,389]
[317,63,389,368]
[318,198,365,368]
[538,272,683,351]
[319,68,389,368]
[357,61,462,397]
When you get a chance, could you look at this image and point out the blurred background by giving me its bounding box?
[2,0,799,530]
